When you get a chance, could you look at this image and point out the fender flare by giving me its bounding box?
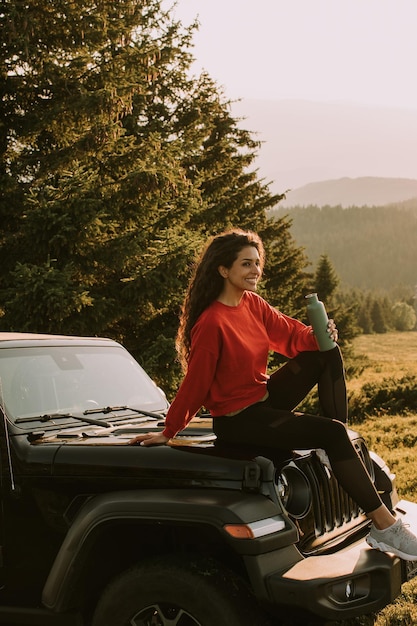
[42,487,292,612]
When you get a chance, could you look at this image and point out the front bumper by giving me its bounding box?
[265,500,417,621]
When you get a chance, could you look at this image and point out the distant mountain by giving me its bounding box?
[279,176,417,208]
[231,99,417,194]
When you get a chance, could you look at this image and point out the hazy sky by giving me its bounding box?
[171,0,417,110]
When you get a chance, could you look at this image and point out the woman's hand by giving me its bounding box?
[327,318,338,343]
[129,432,170,446]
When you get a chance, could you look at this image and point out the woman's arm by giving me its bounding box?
[129,346,218,446]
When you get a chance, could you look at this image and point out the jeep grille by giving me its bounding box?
[295,439,373,553]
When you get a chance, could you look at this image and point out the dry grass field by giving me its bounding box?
[349,331,417,391]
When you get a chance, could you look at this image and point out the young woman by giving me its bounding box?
[130,228,417,560]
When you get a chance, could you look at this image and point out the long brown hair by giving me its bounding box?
[176,229,265,371]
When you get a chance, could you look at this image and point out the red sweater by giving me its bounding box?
[163,291,318,438]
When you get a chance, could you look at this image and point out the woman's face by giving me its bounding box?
[218,245,262,294]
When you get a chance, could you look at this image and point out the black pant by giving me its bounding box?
[213,347,382,513]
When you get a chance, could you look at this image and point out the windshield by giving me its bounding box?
[0,344,168,422]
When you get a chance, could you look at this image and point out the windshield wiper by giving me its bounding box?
[15,413,112,428]
[83,406,164,420]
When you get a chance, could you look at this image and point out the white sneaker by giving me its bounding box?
[366,519,417,560]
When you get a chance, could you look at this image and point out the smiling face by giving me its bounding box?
[218,245,262,304]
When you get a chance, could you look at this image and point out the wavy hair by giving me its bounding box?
[176,229,265,371]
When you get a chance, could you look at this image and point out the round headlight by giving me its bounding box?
[276,464,312,519]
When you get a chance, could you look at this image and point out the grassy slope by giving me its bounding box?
[349,331,417,499]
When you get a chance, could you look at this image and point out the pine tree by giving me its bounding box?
[357,294,374,334]
[371,299,389,334]
[1,0,199,332]
[1,0,310,394]
[314,254,339,303]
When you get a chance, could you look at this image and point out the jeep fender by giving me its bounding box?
[42,488,297,612]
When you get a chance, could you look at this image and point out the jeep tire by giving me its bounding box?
[91,555,274,626]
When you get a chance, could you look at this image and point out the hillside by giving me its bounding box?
[279,176,417,208]
[272,201,417,291]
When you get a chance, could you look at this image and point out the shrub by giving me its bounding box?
[349,374,417,423]
[391,302,417,331]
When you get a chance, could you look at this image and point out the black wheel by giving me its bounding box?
[92,555,274,626]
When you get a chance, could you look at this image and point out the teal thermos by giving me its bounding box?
[305,293,336,352]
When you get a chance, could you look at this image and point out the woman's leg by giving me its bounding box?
[214,402,417,558]
[267,346,348,423]
[214,404,381,513]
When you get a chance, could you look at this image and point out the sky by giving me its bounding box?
[170,0,417,110]
[167,0,417,192]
